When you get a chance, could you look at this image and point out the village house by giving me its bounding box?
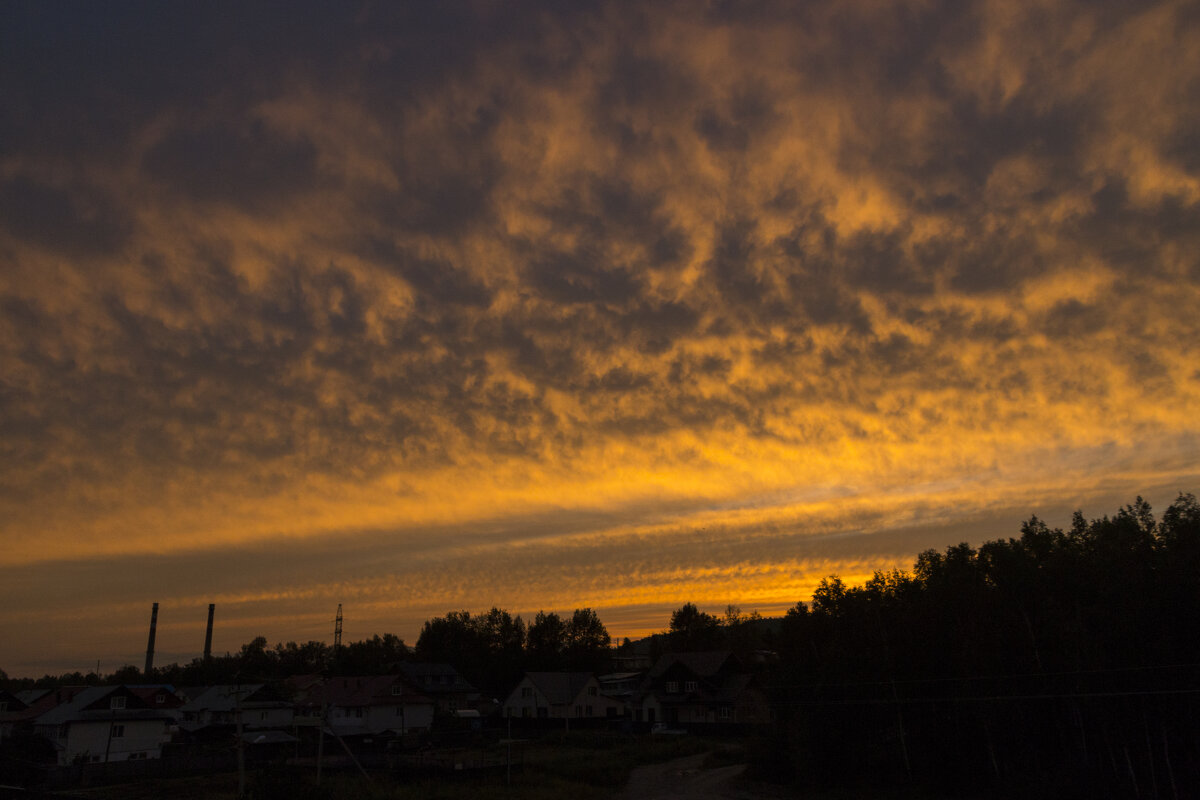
[397,662,479,715]
[502,672,625,720]
[178,684,294,735]
[299,675,435,738]
[636,651,770,728]
[32,685,174,765]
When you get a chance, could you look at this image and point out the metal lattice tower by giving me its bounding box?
[334,603,343,650]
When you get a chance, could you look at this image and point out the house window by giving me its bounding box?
[355,708,364,718]
[575,705,582,717]
[111,724,125,738]
[260,711,268,721]
[719,707,730,720]
[685,681,697,693]
[587,686,597,696]
[156,694,165,704]
[0,701,7,712]
[396,706,403,716]
[666,681,679,693]
[585,705,593,716]
[392,685,403,696]
[521,687,533,697]
[522,707,531,718]
[110,696,126,710]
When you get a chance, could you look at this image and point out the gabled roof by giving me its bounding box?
[16,689,53,705]
[0,689,29,711]
[523,672,595,706]
[398,662,477,693]
[128,685,184,709]
[35,686,172,726]
[4,688,72,724]
[648,651,735,679]
[179,684,287,713]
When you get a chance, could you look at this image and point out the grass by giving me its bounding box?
[62,733,733,800]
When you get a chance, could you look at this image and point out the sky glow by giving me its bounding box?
[1,1,1198,677]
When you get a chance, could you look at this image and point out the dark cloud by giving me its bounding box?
[0,174,132,256]
[144,120,321,212]
[527,249,644,306]
[358,237,492,309]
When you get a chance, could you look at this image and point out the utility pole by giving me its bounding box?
[236,683,246,799]
[144,602,159,677]
[334,604,343,651]
[316,702,326,785]
[204,603,215,661]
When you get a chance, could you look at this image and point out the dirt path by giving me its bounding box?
[618,752,790,800]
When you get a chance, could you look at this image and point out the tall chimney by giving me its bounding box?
[203,603,215,660]
[144,602,159,676]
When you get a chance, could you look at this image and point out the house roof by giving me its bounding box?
[648,651,735,679]
[179,684,288,713]
[35,686,173,726]
[398,662,477,693]
[128,685,184,708]
[3,688,76,724]
[523,672,595,706]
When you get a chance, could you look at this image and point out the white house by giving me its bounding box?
[502,672,625,720]
[179,684,294,733]
[33,686,173,765]
[302,675,435,737]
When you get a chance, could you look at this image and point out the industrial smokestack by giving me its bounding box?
[203,603,215,660]
[144,602,159,676]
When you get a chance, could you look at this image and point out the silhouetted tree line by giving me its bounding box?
[413,607,612,691]
[763,493,1200,798]
[0,608,614,696]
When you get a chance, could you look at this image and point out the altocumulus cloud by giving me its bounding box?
[1,0,1199,674]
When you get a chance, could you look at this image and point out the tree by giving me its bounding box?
[526,611,567,670]
[479,608,526,688]
[721,605,763,656]
[668,602,721,651]
[565,608,611,670]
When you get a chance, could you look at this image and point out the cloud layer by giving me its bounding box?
[2,0,1198,675]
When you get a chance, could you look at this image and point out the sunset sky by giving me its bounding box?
[2,1,1199,678]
